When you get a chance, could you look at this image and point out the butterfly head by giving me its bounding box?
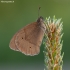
[37,16,44,23]
[37,16,46,31]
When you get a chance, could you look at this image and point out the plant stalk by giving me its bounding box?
[43,16,64,70]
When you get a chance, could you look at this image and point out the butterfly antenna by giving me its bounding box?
[38,7,41,18]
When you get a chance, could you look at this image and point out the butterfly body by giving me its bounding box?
[9,17,46,56]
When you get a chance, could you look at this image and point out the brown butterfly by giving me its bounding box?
[9,16,46,56]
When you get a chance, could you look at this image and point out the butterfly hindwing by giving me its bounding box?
[9,33,19,51]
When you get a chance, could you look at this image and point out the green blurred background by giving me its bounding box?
[0,0,70,70]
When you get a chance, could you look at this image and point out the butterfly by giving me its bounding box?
[9,7,46,56]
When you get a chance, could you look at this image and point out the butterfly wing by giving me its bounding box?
[9,22,38,54]
[9,33,19,51]
[15,22,45,56]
